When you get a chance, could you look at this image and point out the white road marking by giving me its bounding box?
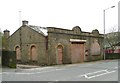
[55,68,64,71]
[114,66,120,69]
[81,70,107,76]
[79,69,116,79]
[86,71,116,79]
[114,67,118,69]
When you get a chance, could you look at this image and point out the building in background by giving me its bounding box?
[4,20,104,65]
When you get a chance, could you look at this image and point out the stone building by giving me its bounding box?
[4,20,104,65]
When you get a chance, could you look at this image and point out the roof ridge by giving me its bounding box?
[28,25,48,36]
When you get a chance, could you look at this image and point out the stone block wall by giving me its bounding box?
[8,26,47,65]
[47,26,103,65]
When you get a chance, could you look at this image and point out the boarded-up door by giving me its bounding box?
[91,39,100,55]
[71,42,84,63]
[15,46,21,60]
[57,45,63,64]
[31,46,37,61]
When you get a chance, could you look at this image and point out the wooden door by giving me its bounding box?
[31,46,37,61]
[91,39,100,55]
[57,45,63,64]
[71,42,84,63]
[15,46,21,60]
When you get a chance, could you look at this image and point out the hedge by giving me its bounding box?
[2,51,16,68]
[105,53,120,59]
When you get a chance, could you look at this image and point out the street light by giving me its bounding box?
[103,6,115,60]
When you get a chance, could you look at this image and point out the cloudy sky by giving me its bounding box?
[0,0,119,35]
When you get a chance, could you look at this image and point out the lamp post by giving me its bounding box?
[103,6,115,60]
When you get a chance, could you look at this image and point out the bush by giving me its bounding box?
[2,51,16,68]
[105,53,120,59]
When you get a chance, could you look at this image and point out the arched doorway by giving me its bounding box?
[56,45,63,64]
[91,39,100,55]
[15,46,21,60]
[30,45,37,61]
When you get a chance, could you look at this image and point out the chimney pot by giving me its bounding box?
[22,20,28,26]
[3,29,10,38]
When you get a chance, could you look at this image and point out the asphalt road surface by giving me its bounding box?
[1,60,119,81]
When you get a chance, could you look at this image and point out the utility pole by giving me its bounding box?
[19,11,21,27]
[118,2,120,42]
[19,10,22,63]
[103,6,115,60]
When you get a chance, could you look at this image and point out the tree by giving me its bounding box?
[0,29,8,50]
[0,31,3,49]
[105,26,120,52]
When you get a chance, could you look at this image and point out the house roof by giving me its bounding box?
[28,25,48,36]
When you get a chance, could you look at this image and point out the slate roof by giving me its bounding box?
[28,25,48,36]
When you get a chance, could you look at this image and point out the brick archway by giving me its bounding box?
[30,45,37,61]
[56,45,63,64]
[91,39,100,55]
[15,46,21,60]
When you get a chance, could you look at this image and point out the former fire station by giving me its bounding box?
[4,20,104,65]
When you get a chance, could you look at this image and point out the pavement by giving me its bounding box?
[16,60,101,69]
[2,64,41,73]
[2,59,118,72]
[17,64,40,69]
[5,59,117,69]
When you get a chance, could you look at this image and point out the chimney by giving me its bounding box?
[3,29,10,38]
[22,20,28,26]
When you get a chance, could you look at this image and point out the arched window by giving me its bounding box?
[56,45,63,64]
[91,39,100,55]
[15,46,21,60]
[30,45,37,61]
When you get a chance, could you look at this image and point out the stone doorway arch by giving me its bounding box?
[91,39,100,55]
[56,45,63,64]
[15,46,21,60]
[30,45,37,61]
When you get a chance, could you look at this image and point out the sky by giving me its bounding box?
[0,0,119,35]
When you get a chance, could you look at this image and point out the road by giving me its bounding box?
[2,60,119,81]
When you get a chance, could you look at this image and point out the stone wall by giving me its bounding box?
[8,25,47,65]
[47,26,103,65]
[7,25,103,65]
